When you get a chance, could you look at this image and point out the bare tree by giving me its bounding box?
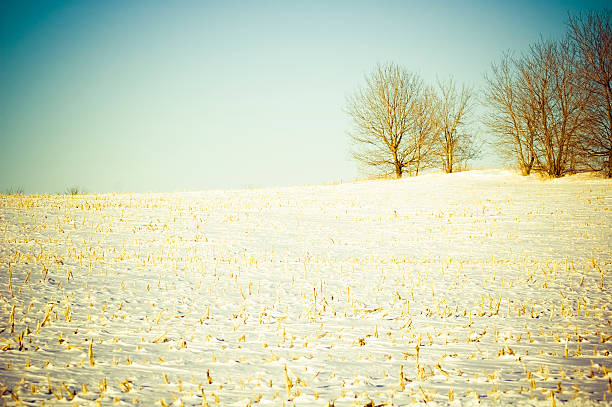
[346,63,428,178]
[486,38,592,178]
[517,39,591,177]
[2,186,24,195]
[409,88,439,176]
[484,52,538,175]
[64,186,82,195]
[434,78,476,173]
[568,10,612,177]
[485,12,608,178]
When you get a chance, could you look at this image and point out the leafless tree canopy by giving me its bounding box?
[485,10,612,178]
[569,10,612,177]
[518,39,590,177]
[410,88,439,175]
[346,63,438,178]
[484,53,538,175]
[346,12,609,180]
[434,78,477,173]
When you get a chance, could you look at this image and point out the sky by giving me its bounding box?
[0,0,608,193]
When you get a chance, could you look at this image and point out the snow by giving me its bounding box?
[0,169,610,406]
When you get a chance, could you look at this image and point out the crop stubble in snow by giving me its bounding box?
[0,170,610,406]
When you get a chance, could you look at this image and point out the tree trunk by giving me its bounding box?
[608,148,612,178]
[520,155,534,176]
[394,161,403,178]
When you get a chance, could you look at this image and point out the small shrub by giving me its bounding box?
[3,186,24,195]
[65,186,82,195]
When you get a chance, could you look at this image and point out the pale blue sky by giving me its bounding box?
[0,1,608,193]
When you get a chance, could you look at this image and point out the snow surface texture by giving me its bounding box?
[0,169,610,406]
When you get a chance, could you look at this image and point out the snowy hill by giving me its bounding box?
[0,170,610,406]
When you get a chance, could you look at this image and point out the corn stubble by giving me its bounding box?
[0,171,610,405]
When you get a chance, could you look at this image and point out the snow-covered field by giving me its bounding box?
[0,169,610,406]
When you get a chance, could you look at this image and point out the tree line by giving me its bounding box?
[347,10,611,178]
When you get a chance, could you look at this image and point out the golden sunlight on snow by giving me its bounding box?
[0,170,610,406]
